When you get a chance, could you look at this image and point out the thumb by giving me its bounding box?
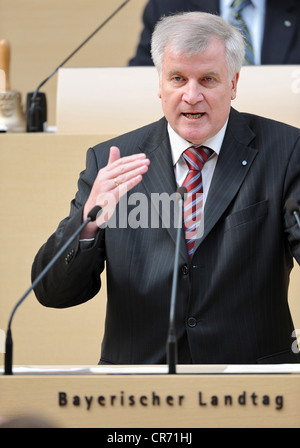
[108,146,120,165]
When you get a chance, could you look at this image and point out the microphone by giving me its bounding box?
[26,0,131,132]
[167,186,187,374]
[286,198,300,229]
[4,206,102,375]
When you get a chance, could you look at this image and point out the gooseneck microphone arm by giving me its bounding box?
[286,198,300,229]
[4,206,101,375]
[167,187,187,375]
[31,0,131,103]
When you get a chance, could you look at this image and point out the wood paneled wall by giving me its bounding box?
[0,0,148,124]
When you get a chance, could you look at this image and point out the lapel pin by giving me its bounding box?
[284,20,292,28]
[242,160,247,166]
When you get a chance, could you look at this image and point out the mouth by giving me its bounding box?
[182,113,205,119]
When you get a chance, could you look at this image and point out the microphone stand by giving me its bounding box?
[4,206,101,375]
[167,188,186,374]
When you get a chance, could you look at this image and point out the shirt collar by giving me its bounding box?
[168,120,228,166]
[250,0,262,10]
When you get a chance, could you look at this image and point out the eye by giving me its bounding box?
[201,76,219,87]
[173,75,183,82]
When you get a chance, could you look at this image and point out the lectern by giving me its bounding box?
[1,365,299,428]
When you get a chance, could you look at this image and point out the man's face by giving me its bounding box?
[158,38,239,145]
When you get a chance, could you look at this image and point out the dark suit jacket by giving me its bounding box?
[129,0,300,66]
[32,108,300,365]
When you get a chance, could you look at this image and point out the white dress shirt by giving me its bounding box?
[168,120,228,206]
[220,0,266,65]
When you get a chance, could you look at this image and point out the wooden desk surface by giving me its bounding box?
[0,366,299,428]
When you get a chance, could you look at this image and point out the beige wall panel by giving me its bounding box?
[0,134,115,367]
[0,0,148,125]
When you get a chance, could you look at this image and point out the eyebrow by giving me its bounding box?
[202,71,219,78]
[167,70,184,78]
[167,70,221,79]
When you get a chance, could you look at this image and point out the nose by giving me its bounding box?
[182,81,204,105]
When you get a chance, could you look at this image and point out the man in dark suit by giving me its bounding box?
[32,12,300,365]
[129,0,300,66]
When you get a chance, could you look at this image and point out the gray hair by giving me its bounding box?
[151,12,245,78]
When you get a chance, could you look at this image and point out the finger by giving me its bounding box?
[107,146,121,166]
[109,158,150,182]
[118,162,150,196]
[95,171,146,225]
[118,174,144,199]
[113,161,149,187]
[106,152,147,173]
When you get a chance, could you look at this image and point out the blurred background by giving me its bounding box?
[0,0,148,367]
[0,0,299,369]
[0,0,148,126]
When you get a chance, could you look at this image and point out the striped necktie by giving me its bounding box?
[231,0,255,65]
[182,146,212,259]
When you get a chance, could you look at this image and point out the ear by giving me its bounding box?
[231,72,240,100]
[158,79,162,99]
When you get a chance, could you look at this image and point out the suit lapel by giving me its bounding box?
[139,119,176,199]
[262,0,298,64]
[189,0,220,14]
[139,118,188,260]
[194,108,258,252]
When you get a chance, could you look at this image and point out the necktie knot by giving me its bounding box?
[231,0,252,14]
[183,146,212,172]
